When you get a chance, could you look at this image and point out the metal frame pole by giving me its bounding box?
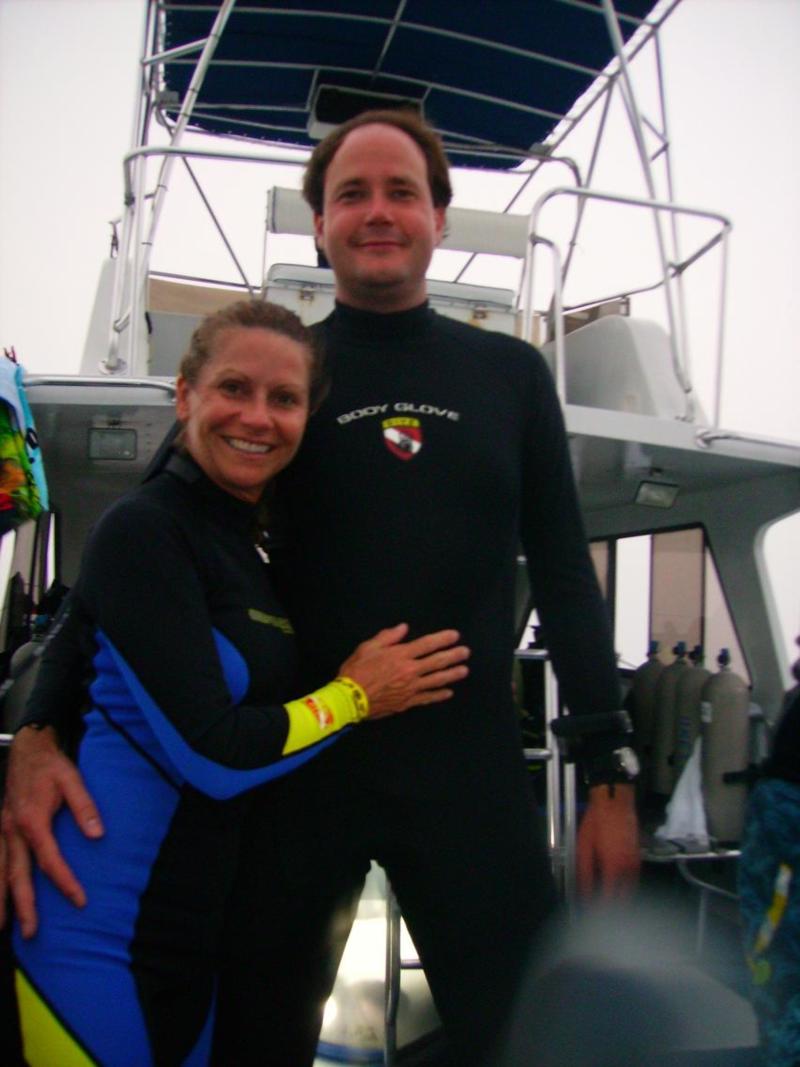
[128,0,237,374]
[601,0,692,417]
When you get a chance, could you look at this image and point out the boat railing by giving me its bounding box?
[111,144,311,375]
[525,186,731,426]
[108,149,733,434]
[106,148,534,376]
[25,376,176,397]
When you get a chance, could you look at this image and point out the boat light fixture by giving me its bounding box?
[88,427,137,461]
[635,480,679,508]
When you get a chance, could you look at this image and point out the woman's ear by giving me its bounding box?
[175,375,191,422]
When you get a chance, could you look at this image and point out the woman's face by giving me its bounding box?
[175,325,311,503]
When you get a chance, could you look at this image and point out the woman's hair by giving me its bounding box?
[179,299,326,409]
[302,108,453,216]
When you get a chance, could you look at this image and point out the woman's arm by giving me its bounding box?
[80,492,468,799]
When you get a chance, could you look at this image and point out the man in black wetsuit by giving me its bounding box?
[2,110,639,1065]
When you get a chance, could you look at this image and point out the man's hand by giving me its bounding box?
[1,725,103,938]
[576,783,640,899]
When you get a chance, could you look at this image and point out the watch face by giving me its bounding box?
[616,746,640,778]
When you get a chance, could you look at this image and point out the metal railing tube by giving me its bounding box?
[526,234,566,402]
[121,144,307,208]
[25,376,176,398]
[130,0,237,373]
[544,661,563,874]
[529,186,731,422]
[712,227,730,429]
[104,0,157,374]
[601,0,689,417]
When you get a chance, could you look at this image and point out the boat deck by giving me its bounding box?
[312,854,760,1066]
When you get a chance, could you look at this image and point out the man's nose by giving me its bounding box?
[364,192,393,223]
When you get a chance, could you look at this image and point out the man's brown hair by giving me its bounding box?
[302,108,453,215]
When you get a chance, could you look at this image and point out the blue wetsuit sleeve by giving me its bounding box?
[77,492,356,799]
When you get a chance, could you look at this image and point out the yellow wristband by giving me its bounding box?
[332,676,369,720]
[282,676,369,755]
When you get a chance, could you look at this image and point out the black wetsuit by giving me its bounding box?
[761,686,800,785]
[12,453,363,1067]
[256,302,623,1064]
[16,303,623,1066]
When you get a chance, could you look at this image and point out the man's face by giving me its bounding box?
[314,123,446,313]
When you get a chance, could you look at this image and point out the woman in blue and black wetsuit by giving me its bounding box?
[11,299,469,1066]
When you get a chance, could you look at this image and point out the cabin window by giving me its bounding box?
[589,541,609,600]
[613,535,651,669]
[651,528,705,655]
[598,527,750,682]
[763,513,800,667]
[703,542,749,683]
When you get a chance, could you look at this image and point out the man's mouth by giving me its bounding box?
[357,238,404,249]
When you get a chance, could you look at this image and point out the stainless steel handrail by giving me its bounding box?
[527,186,731,426]
[696,429,800,453]
[25,376,176,398]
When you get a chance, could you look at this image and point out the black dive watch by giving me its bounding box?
[585,745,640,786]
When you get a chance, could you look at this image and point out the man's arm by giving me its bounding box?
[1,725,103,937]
[1,426,179,932]
[1,596,100,937]
[518,350,640,896]
[576,784,640,898]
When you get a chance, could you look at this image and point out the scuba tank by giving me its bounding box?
[672,645,711,781]
[651,641,689,796]
[701,648,750,843]
[630,640,664,792]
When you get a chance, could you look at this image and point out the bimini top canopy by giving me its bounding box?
[158,0,671,168]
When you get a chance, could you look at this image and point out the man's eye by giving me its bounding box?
[274,392,300,408]
[220,381,244,396]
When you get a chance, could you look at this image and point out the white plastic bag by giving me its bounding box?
[654,737,710,851]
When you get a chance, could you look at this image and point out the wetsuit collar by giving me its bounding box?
[164,450,261,537]
[330,300,435,341]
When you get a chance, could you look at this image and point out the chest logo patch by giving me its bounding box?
[382,417,422,461]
